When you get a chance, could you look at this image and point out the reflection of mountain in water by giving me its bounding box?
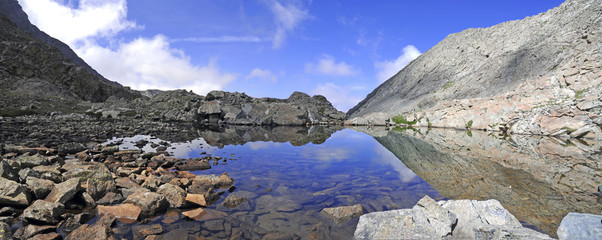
[370,128,602,237]
[196,125,343,148]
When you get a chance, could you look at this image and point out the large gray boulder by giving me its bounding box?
[557,212,602,240]
[0,177,31,207]
[122,188,170,218]
[354,196,553,239]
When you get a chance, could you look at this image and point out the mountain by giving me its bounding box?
[347,0,601,139]
[0,0,141,115]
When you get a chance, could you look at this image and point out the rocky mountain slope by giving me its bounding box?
[0,0,141,116]
[347,0,601,139]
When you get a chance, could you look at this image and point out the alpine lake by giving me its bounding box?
[93,125,601,239]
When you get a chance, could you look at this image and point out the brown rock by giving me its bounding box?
[132,224,164,239]
[223,195,247,208]
[177,171,196,179]
[122,189,169,218]
[26,177,54,199]
[115,177,140,189]
[182,208,206,220]
[66,215,116,240]
[175,159,211,171]
[156,183,187,208]
[21,224,57,239]
[0,177,31,207]
[320,204,364,224]
[45,177,81,204]
[141,175,162,191]
[29,232,61,240]
[22,200,65,224]
[185,193,207,207]
[97,203,141,223]
[97,192,124,205]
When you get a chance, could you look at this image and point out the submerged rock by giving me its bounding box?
[320,204,365,224]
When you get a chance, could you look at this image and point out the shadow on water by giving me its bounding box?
[352,126,602,238]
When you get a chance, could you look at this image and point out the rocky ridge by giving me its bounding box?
[347,0,602,139]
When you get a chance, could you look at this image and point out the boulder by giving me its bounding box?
[97,203,141,223]
[185,193,207,207]
[22,200,65,224]
[175,159,211,171]
[65,215,116,240]
[115,177,140,189]
[557,212,602,240]
[15,153,48,168]
[141,175,162,191]
[96,192,123,205]
[0,177,31,207]
[122,189,169,218]
[412,196,456,237]
[26,177,54,199]
[45,177,81,204]
[62,162,115,200]
[57,142,86,155]
[20,224,56,239]
[156,183,187,208]
[474,225,554,239]
[320,204,364,224]
[0,222,11,240]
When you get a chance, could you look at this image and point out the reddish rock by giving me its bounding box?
[182,208,206,220]
[132,224,164,239]
[115,177,140,189]
[66,215,116,240]
[320,204,364,224]
[97,203,141,223]
[22,200,65,224]
[185,193,207,207]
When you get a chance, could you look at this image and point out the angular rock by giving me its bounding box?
[57,143,86,155]
[320,204,364,224]
[15,153,49,168]
[141,175,161,191]
[22,200,65,224]
[59,212,95,235]
[21,224,56,239]
[222,195,247,208]
[175,159,211,171]
[65,215,116,240]
[28,232,61,240]
[156,183,186,208]
[132,224,163,239]
[97,192,123,205]
[62,162,115,200]
[413,195,456,237]
[0,222,11,240]
[0,160,17,182]
[97,203,141,223]
[182,208,206,220]
[122,189,169,218]
[45,177,81,204]
[0,177,31,207]
[26,177,54,199]
[557,212,602,240]
[115,177,140,189]
[475,225,554,240]
[185,193,207,207]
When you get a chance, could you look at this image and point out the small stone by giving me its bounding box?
[182,208,206,220]
[321,204,365,224]
[26,177,54,199]
[97,203,141,223]
[132,224,164,239]
[45,177,81,204]
[22,200,65,224]
[222,195,247,208]
[185,193,207,207]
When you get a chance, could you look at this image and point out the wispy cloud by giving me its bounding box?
[305,54,359,76]
[19,0,237,95]
[375,45,421,83]
[268,0,311,49]
[246,68,277,82]
[171,36,267,43]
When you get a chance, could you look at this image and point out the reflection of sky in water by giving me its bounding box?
[106,128,442,238]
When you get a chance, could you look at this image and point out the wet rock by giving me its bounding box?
[182,208,206,220]
[65,215,116,240]
[320,204,365,224]
[22,200,65,224]
[156,183,186,208]
[132,224,163,239]
[175,158,211,171]
[122,189,169,218]
[97,192,124,205]
[557,212,602,240]
[25,177,54,199]
[188,173,233,194]
[0,160,18,181]
[45,177,81,204]
[97,203,141,223]
[0,177,31,207]
[261,231,300,240]
[222,195,247,208]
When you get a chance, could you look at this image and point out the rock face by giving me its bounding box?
[354,195,552,239]
[347,0,602,139]
[197,91,345,126]
[0,1,141,115]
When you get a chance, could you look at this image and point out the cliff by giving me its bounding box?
[347,0,601,139]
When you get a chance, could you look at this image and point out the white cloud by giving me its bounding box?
[268,0,310,49]
[246,68,277,82]
[19,0,236,95]
[79,35,237,95]
[171,36,266,43]
[375,45,421,83]
[305,55,359,76]
[310,82,363,112]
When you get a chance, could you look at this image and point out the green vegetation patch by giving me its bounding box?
[574,88,587,99]
[465,120,473,129]
[561,126,577,133]
[392,115,418,125]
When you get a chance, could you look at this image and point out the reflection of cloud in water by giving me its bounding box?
[302,147,352,161]
[246,141,282,150]
[103,135,218,159]
[372,143,417,182]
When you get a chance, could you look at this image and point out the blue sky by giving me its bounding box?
[18,0,563,111]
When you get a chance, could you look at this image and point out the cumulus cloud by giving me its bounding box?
[305,55,359,76]
[268,0,310,49]
[19,0,236,95]
[246,68,277,82]
[374,45,421,83]
[310,82,363,112]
